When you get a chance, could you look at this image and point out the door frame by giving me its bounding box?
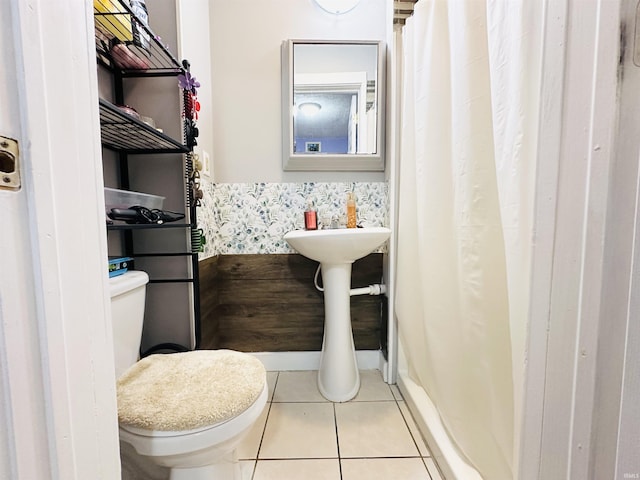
[520,0,629,478]
[1,1,120,478]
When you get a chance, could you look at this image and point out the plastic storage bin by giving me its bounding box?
[104,187,165,212]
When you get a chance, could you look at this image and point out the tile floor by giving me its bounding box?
[237,370,444,480]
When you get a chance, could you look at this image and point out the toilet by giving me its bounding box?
[109,270,267,480]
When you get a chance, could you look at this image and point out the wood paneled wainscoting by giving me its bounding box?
[198,253,384,352]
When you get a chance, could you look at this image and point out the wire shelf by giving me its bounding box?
[99,99,189,153]
[94,0,183,76]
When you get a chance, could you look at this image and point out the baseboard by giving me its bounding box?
[250,350,383,372]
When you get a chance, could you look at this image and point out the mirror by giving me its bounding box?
[282,40,385,171]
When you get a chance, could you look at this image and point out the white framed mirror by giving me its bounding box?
[281,40,385,171]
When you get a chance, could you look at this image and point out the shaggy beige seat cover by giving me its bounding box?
[117,350,266,431]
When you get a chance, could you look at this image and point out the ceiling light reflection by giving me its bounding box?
[298,102,322,116]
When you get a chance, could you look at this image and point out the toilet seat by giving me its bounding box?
[117,349,266,432]
[117,349,268,463]
[118,383,268,460]
[119,382,266,438]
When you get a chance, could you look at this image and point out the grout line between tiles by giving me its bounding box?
[392,388,445,478]
[333,402,344,479]
[245,459,257,480]
[425,456,444,480]
[420,457,435,480]
[395,396,430,458]
[340,455,429,460]
[255,455,425,460]
[250,372,279,480]
[255,456,340,461]
[272,399,397,404]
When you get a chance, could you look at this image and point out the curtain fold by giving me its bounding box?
[395,0,537,478]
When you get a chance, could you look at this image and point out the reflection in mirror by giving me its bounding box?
[282,40,385,171]
[294,44,377,155]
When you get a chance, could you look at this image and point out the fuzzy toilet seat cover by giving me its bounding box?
[117,350,266,431]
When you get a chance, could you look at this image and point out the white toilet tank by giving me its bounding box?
[109,270,149,378]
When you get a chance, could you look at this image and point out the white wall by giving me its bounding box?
[209,0,389,183]
[176,0,214,181]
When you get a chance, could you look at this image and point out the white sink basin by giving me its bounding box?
[283,227,391,264]
[284,227,391,402]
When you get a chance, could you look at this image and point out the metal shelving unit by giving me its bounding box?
[95,0,201,355]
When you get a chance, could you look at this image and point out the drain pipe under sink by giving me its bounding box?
[349,283,387,296]
[313,264,386,296]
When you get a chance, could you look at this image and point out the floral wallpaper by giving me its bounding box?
[197,182,389,258]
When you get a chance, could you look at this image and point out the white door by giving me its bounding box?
[0,6,47,478]
[0,1,120,478]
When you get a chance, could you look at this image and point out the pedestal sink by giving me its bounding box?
[284,227,391,402]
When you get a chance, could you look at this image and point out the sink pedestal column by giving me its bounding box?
[317,262,359,402]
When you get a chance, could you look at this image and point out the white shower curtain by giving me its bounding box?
[395,0,539,478]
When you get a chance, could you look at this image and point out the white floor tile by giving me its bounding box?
[351,370,395,402]
[239,460,255,480]
[341,458,432,480]
[253,459,341,480]
[259,403,338,459]
[336,401,420,458]
[237,402,270,460]
[398,401,432,457]
[272,371,327,402]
